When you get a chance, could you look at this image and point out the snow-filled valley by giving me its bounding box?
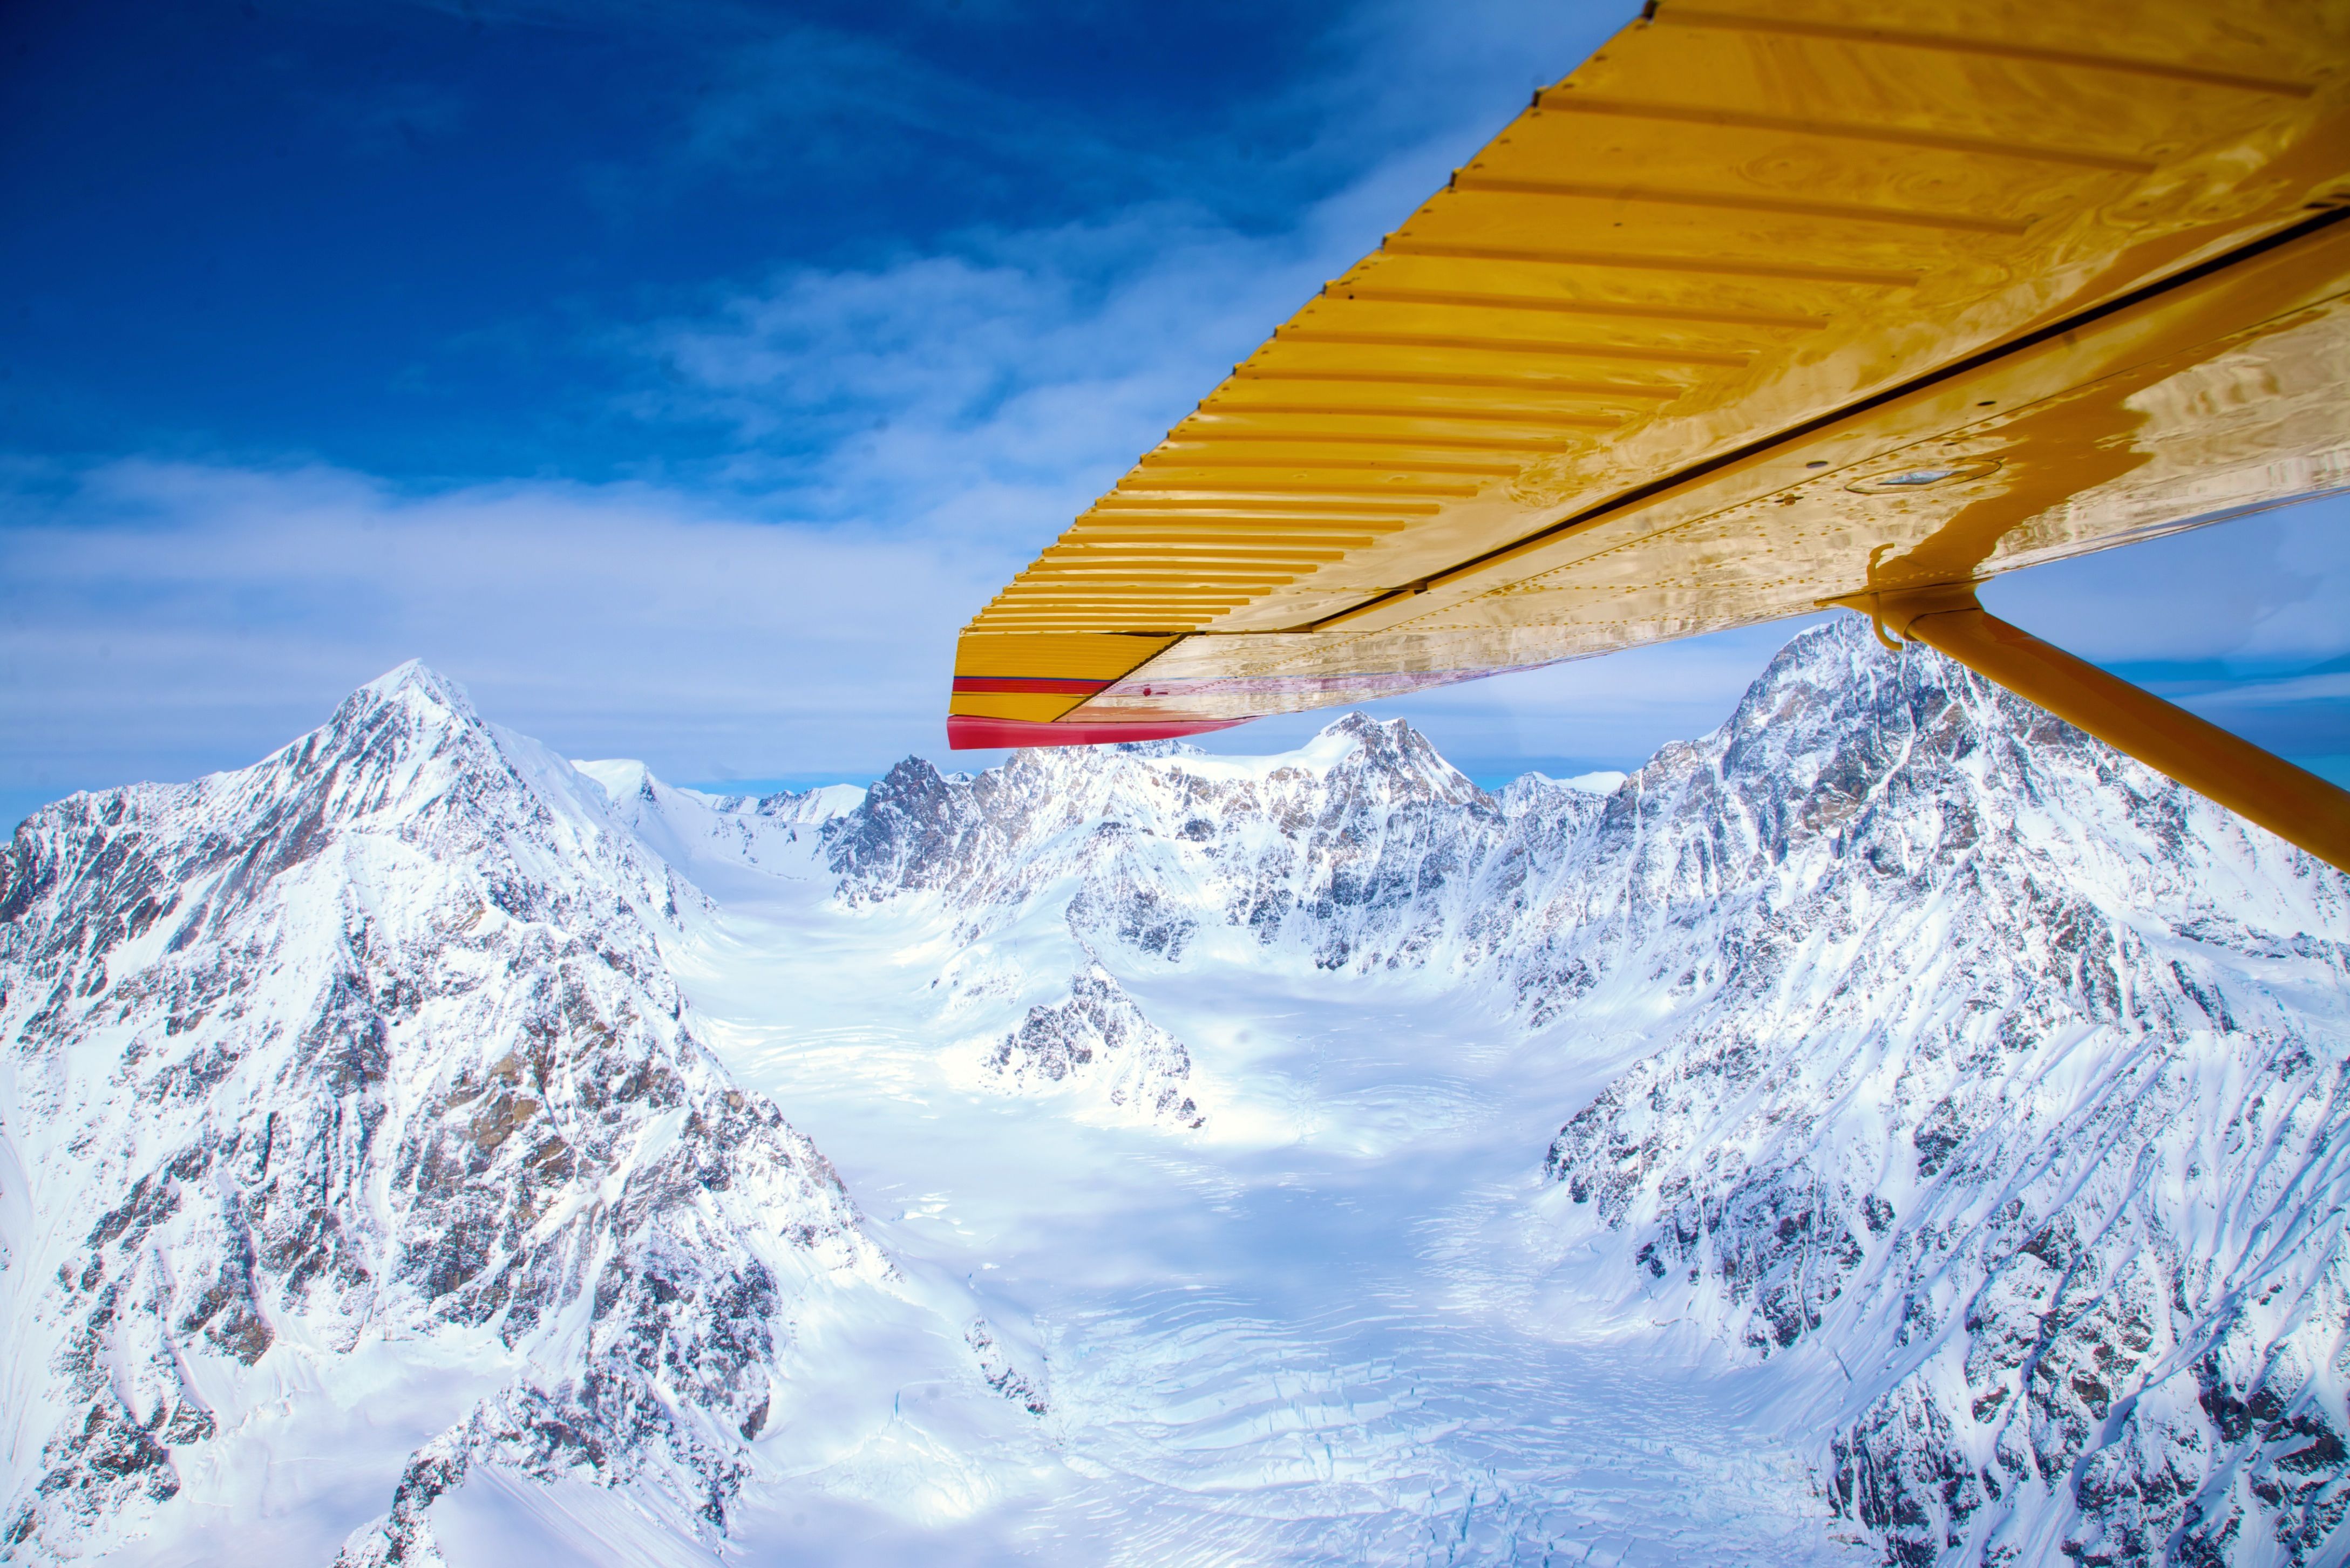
[649,827,1859,1566]
[3,619,2346,1566]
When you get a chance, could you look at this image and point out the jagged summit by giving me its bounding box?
[571,756,865,894]
[4,621,2345,1566]
[878,707,1479,799]
[354,655,460,704]
[166,656,539,861]
[824,707,1506,967]
[0,659,891,1564]
[573,754,658,802]
[810,615,2350,1561]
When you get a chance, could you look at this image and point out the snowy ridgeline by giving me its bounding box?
[0,665,912,1567]
[0,620,2345,1567]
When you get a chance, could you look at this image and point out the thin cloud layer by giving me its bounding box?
[5,454,2345,833]
[2,0,2344,824]
[0,460,994,801]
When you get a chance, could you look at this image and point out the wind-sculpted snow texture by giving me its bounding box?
[572,758,862,889]
[813,618,2350,1567]
[0,665,886,1563]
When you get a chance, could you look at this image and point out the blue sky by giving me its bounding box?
[3,0,2347,826]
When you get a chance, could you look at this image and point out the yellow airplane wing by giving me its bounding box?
[947,0,2350,870]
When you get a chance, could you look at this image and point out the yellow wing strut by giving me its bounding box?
[1837,586,2350,872]
[944,0,2350,872]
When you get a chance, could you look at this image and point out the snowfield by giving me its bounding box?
[2,619,2344,1566]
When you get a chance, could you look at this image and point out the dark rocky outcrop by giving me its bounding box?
[0,664,884,1560]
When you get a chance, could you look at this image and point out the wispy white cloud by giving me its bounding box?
[673,23,1155,187]
[7,0,2342,821]
[6,407,2346,823]
[609,101,1482,562]
[1978,495,2350,667]
[0,0,1639,818]
[662,0,1613,203]
[628,206,1332,526]
[0,459,1000,803]
[619,0,1622,527]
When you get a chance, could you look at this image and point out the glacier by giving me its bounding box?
[1,620,2345,1566]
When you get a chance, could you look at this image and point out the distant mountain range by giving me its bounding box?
[4,619,2344,1567]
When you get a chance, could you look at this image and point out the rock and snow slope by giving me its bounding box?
[1524,627,2350,1568]
[0,666,937,1564]
[2,621,2345,1566]
[795,617,2350,1565]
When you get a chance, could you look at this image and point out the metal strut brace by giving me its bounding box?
[1833,584,2350,875]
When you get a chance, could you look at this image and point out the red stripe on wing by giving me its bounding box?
[947,714,1253,751]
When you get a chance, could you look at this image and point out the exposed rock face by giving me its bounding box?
[6,622,2345,1568]
[815,618,2350,1567]
[0,664,885,1562]
[823,712,1553,990]
[984,966,1203,1128]
[1522,625,2350,1568]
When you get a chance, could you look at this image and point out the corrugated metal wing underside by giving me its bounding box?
[949,0,2350,746]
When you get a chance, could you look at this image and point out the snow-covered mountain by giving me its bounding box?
[3,621,2344,1566]
[0,666,964,1565]
[569,759,861,901]
[802,618,2350,1565]
[1526,631,2350,1568]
